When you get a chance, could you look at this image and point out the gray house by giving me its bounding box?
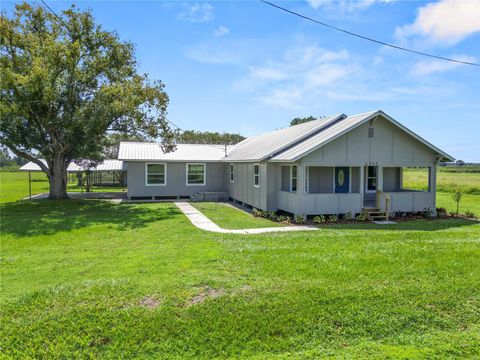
[118,110,454,217]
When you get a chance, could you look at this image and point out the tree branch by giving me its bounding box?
[6,145,50,174]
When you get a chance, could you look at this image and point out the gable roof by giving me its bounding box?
[225,113,346,162]
[118,142,235,162]
[20,159,125,172]
[269,110,454,162]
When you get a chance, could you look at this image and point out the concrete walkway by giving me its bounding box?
[174,202,318,234]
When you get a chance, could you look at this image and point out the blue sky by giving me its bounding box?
[4,0,480,161]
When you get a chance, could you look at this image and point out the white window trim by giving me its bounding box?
[290,165,297,193]
[366,165,377,193]
[305,166,309,193]
[230,163,234,183]
[145,162,167,186]
[253,163,260,188]
[186,163,206,186]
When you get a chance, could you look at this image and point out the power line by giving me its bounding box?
[260,0,479,67]
[39,1,186,133]
[39,0,72,32]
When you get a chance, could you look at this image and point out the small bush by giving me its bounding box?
[265,210,277,221]
[252,208,264,218]
[436,207,447,216]
[293,215,306,225]
[422,207,433,218]
[277,215,290,223]
[449,211,456,217]
[313,215,326,224]
[344,211,353,221]
[328,215,338,223]
[356,210,369,222]
[465,210,476,218]
[451,191,463,214]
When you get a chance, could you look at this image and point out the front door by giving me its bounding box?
[335,167,349,193]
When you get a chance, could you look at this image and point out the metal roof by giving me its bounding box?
[270,110,455,162]
[224,114,346,161]
[118,142,235,162]
[270,111,377,161]
[20,159,125,172]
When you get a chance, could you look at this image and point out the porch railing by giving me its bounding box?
[376,189,391,220]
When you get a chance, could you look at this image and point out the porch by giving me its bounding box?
[276,164,436,216]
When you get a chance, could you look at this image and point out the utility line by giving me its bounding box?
[39,0,186,134]
[260,0,479,67]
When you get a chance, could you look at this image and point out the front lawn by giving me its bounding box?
[1,199,479,359]
[191,202,283,229]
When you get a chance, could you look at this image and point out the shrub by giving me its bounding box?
[451,191,463,214]
[356,210,369,222]
[421,207,433,218]
[328,215,338,222]
[465,210,476,218]
[436,207,447,216]
[313,215,326,224]
[265,210,277,221]
[252,208,263,217]
[344,211,353,221]
[293,214,306,225]
[277,215,289,223]
[449,211,456,217]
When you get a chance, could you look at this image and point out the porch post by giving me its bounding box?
[377,165,384,210]
[430,164,437,211]
[360,165,365,207]
[297,163,305,218]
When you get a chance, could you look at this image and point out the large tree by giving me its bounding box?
[0,3,175,199]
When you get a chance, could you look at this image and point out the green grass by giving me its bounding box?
[191,202,283,229]
[1,200,479,358]
[436,192,480,217]
[403,168,480,195]
[0,171,124,203]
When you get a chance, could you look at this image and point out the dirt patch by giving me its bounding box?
[187,287,225,306]
[139,296,160,308]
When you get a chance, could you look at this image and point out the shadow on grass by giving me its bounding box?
[0,199,181,236]
[318,218,479,231]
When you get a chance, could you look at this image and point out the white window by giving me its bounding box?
[366,166,377,192]
[291,165,297,192]
[253,164,260,188]
[186,163,206,186]
[146,163,166,186]
[230,163,234,182]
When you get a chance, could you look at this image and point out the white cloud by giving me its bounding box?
[307,0,395,12]
[177,3,214,23]
[237,45,357,108]
[395,0,480,45]
[410,55,477,76]
[214,25,230,37]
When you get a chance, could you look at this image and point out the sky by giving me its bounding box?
[3,0,480,161]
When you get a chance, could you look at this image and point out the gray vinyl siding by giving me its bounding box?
[301,117,437,167]
[226,162,268,210]
[126,161,225,198]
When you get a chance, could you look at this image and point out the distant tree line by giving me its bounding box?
[175,130,245,145]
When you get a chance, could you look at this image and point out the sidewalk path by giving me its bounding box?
[174,202,318,234]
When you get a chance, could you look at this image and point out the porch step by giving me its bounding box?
[363,207,388,221]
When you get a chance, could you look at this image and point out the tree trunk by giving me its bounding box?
[48,155,69,200]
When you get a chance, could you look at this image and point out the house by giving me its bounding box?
[118,110,454,217]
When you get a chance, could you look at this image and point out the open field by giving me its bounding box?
[403,167,480,195]
[0,171,124,203]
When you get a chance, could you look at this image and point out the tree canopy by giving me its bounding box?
[289,116,317,127]
[0,3,174,198]
[176,130,245,145]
